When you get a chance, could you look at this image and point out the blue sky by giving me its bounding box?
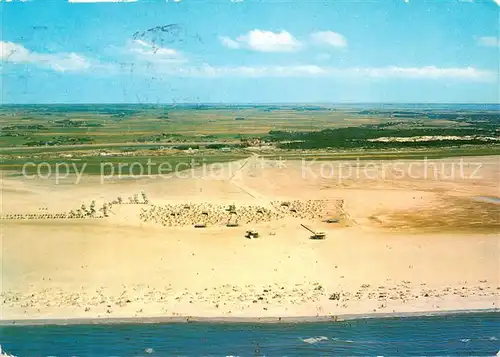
[1,0,499,103]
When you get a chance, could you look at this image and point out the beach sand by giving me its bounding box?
[1,155,499,322]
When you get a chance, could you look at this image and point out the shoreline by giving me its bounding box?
[1,308,498,327]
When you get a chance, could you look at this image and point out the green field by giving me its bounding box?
[0,154,248,176]
[4,104,497,148]
[0,104,498,176]
[1,104,498,148]
[0,104,382,148]
[261,146,500,161]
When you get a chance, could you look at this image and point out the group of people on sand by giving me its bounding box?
[139,199,343,227]
[140,203,282,227]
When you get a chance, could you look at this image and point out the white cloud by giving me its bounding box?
[477,36,499,47]
[221,29,348,52]
[493,0,500,6]
[0,41,91,72]
[198,65,328,77]
[117,39,494,81]
[220,30,302,52]
[310,31,347,48]
[140,62,494,81]
[3,39,493,84]
[219,36,241,49]
[350,66,494,80]
[127,39,185,64]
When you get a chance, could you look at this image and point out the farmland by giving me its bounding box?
[0,104,498,176]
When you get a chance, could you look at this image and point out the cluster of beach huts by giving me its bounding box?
[139,203,283,227]
[0,200,106,221]
[111,192,149,205]
[0,193,346,233]
[139,199,344,228]
[271,199,342,220]
[0,191,149,221]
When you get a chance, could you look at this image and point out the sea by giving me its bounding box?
[1,312,499,357]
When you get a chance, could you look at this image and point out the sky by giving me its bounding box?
[1,0,499,104]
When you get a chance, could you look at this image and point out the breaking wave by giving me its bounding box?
[301,336,328,344]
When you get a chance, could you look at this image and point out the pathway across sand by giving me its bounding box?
[228,154,268,201]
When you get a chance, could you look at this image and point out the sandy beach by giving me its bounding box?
[1,155,499,323]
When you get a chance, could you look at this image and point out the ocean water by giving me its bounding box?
[1,313,499,357]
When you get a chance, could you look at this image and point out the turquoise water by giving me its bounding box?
[1,313,499,356]
[473,196,500,205]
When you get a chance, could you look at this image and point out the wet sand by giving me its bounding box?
[2,308,498,326]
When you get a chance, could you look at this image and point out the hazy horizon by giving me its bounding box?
[1,102,499,108]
